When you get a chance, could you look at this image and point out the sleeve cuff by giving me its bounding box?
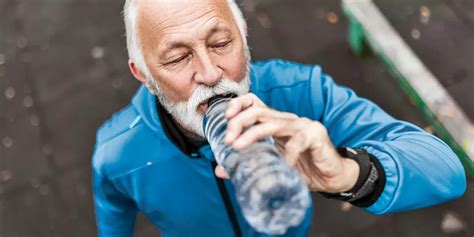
[358,145,400,214]
[350,151,386,207]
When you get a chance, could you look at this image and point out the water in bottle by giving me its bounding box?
[203,95,311,235]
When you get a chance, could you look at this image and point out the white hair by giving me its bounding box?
[122,0,251,137]
[123,0,248,82]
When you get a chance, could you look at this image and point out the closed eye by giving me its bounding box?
[166,54,189,65]
[211,40,232,49]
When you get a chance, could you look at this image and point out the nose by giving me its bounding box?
[194,51,223,87]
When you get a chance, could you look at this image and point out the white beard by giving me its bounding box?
[148,72,250,138]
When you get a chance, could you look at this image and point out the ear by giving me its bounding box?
[243,21,248,36]
[128,59,147,84]
[128,59,155,93]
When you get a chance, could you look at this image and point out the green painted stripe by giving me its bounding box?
[342,3,474,176]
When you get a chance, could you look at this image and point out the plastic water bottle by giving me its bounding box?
[203,95,311,235]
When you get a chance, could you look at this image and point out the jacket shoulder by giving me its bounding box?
[92,104,146,176]
[249,59,325,120]
[95,104,141,146]
[250,59,323,92]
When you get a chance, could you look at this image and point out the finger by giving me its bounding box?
[226,93,265,119]
[214,165,230,179]
[283,130,310,166]
[232,120,286,150]
[225,107,269,144]
[282,120,318,165]
[225,107,298,144]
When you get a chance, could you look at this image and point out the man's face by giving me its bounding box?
[135,0,250,137]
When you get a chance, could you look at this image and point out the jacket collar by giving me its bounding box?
[131,85,215,161]
[131,85,164,134]
[130,63,258,162]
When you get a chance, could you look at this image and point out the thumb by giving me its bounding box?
[215,165,230,179]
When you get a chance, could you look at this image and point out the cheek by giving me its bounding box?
[220,47,248,82]
[142,47,197,103]
[150,69,195,103]
[231,56,248,83]
[235,55,248,81]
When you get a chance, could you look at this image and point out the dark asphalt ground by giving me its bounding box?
[376,0,474,121]
[0,0,472,236]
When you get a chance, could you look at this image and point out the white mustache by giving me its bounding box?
[186,78,249,111]
[153,75,250,137]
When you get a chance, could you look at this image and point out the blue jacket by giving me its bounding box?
[92,59,466,237]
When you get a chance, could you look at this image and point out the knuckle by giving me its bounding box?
[254,124,268,136]
[240,131,255,143]
[275,118,286,128]
[292,117,312,130]
[249,93,258,99]
[249,93,265,106]
[243,93,254,102]
[286,112,299,119]
[227,119,240,131]
[310,121,325,132]
[285,140,299,150]
[247,107,265,120]
[300,117,313,124]
[229,98,239,106]
[248,106,261,113]
[254,128,265,138]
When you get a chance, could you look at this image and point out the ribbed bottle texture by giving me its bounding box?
[203,96,311,234]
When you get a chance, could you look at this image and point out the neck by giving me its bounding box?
[173,116,206,142]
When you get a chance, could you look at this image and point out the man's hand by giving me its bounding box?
[214,93,360,193]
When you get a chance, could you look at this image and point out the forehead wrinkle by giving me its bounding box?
[164,15,228,38]
[136,0,239,59]
[137,5,220,47]
[160,20,231,54]
[159,8,216,33]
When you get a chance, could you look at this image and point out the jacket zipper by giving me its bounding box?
[211,161,242,237]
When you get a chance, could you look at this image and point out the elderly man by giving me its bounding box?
[92,0,467,236]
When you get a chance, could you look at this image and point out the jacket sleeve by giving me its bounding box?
[92,150,137,237]
[311,70,467,214]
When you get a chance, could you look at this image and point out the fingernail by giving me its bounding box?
[225,109,232,118]
[224,131,233,144]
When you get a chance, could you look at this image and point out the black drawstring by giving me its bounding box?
[212,161,242,237]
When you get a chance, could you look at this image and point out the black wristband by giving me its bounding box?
[339,148,372,194]
[349,152,386,207]
[320,147,373,202]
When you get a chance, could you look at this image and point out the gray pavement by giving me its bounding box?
[0,0,472,236]
[375,0,474,121]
